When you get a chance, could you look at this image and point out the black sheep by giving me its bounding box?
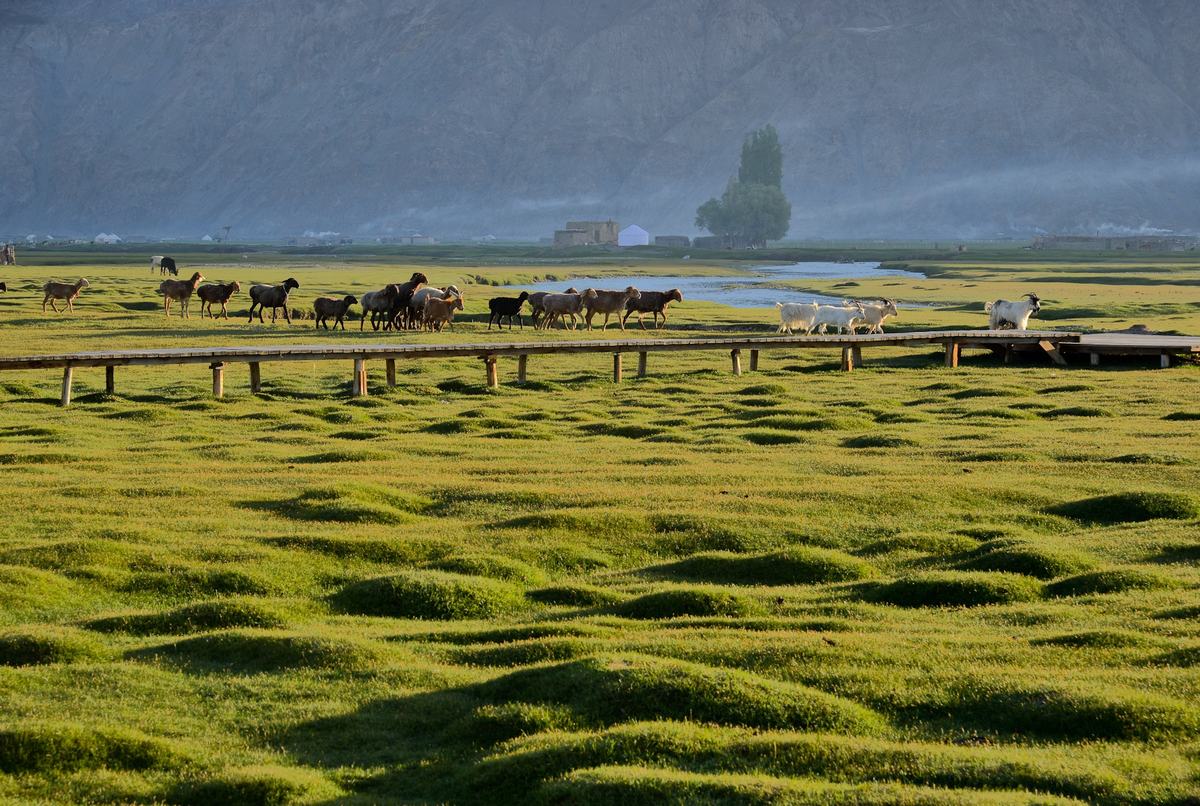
[488,291,530,329]
[385,272,429,330]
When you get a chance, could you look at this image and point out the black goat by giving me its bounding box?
[385,272,429,330]
[159,257,179,276]
[488,291,530,329]
[248,277,301,323]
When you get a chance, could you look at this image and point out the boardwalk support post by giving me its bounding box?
[750,349,759,371]
[637,351,648,378]
[386,359,396,388]
[485,355,498,388]
[852,346,863,367]
[944,341,960,368]
[1089,352,1100,367]
[731,349,742,376]
[1038,340,1068,367]
[211,362,225,398]
[249,362,261,394]
[517,354,528,383]
[613,353,623,383]
[105,365,115,395]
[60,366,73,407]
[841,346,855,372]
[1160,352,1171,369]
[353,358,367,397]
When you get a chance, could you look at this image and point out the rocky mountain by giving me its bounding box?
[2,0,1199,239]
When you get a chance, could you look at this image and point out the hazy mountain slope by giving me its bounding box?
[2,0,1198,238]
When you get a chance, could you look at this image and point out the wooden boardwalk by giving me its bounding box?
[0,329,1191,406]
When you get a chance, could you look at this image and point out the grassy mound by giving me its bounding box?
[292,448,389,463]
[479,655,886,734]
[842,434,918,449]
[474,721,1191,805]
[539,766,1075,806]
[131,630,381,673]
[1045,568,1181,598]
[950,681,1200,743]
[1030,630,1157,649]
[868,572,1042,608]
[122,568,271,597]
[859,532,979,556]
[86,599,287,635]
[265,535,421,564]
[170,765,341,805]
[528,584,623,607]
[954,540,1094,580]
[741,429,806,445]
[1046,492,1198,525]
[332,570,526,619]
[1045,406,1114,418]
[610,588,763,619]
[0,724,180,773]
[0,565,81,614]
[649,514,771,553]
[640,548,877,586]
[0,538,133,571]
[267,484,432,524]
[429,554,548,586]
[0,626,107,666]
[1152,647,1200,667]
[454,637,591,667]
[459,703,579,746]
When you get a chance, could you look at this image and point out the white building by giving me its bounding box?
[93,232,122,244]
[618,224,650,247]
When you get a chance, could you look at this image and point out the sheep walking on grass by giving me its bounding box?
[540,289,596,330]
[385,272,429,330]
[986,293,1041,330]
[623,289,682,330]
[41,278,90,314]
[313,295,358,330]
[422,294,463,332]
[248,278,300,324]
[584,286,641,331]
[158,272,205,318]
[488,292,530,329]
[196,281,241,319]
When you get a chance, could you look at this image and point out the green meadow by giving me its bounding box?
[0,248,1197,804]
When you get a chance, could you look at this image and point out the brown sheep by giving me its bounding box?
[623,289,683,330]
[196,281,242,319]
[584,286,641,330]
[313,295,359,330]
[158,271,205,318]
[41,278,90,313]
[422,294,463,332]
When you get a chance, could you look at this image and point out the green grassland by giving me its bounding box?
[0,250,1198,804]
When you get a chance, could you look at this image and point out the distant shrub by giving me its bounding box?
[611,588,763,619]
[1046,492,1197,525]
[868,572,1042,608]
[528,584,623,607]
[332,571,526,620]
[1045,568,1180,598]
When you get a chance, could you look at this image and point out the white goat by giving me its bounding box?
[851,299,899,334]
[985,293,1041,330]
[150,256,164,274]
[814,302,866,335]
[775,302,820,335]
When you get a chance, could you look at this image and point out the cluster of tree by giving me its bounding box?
[695,125,791,248]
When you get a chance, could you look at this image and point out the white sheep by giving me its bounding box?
[775,302,820,335]
[985,293,1042,330]
[851,299,899,334]
[814,302,866,335]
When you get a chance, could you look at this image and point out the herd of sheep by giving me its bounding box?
[6,257,1046,336]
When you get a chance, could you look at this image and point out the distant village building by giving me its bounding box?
[1033,234,1200,252]
[93,232,122,244]
[655,235,691,248]
[693,235,733,249]
[618,225,650,247]
[554,219,619,248]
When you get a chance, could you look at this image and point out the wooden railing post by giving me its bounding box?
[60,366,74,407]
[944,341,960,368]
[249,362,261,394]
[386,358,396,388]
[613,353,623,383]
[517,354,528,383]
[105,365,115,395]
[637,351,648,378]
[749,349,759,371]
[211,362,225,398]
[841,346,854,372]
[731,349,742,376]
[353,358,367,397]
